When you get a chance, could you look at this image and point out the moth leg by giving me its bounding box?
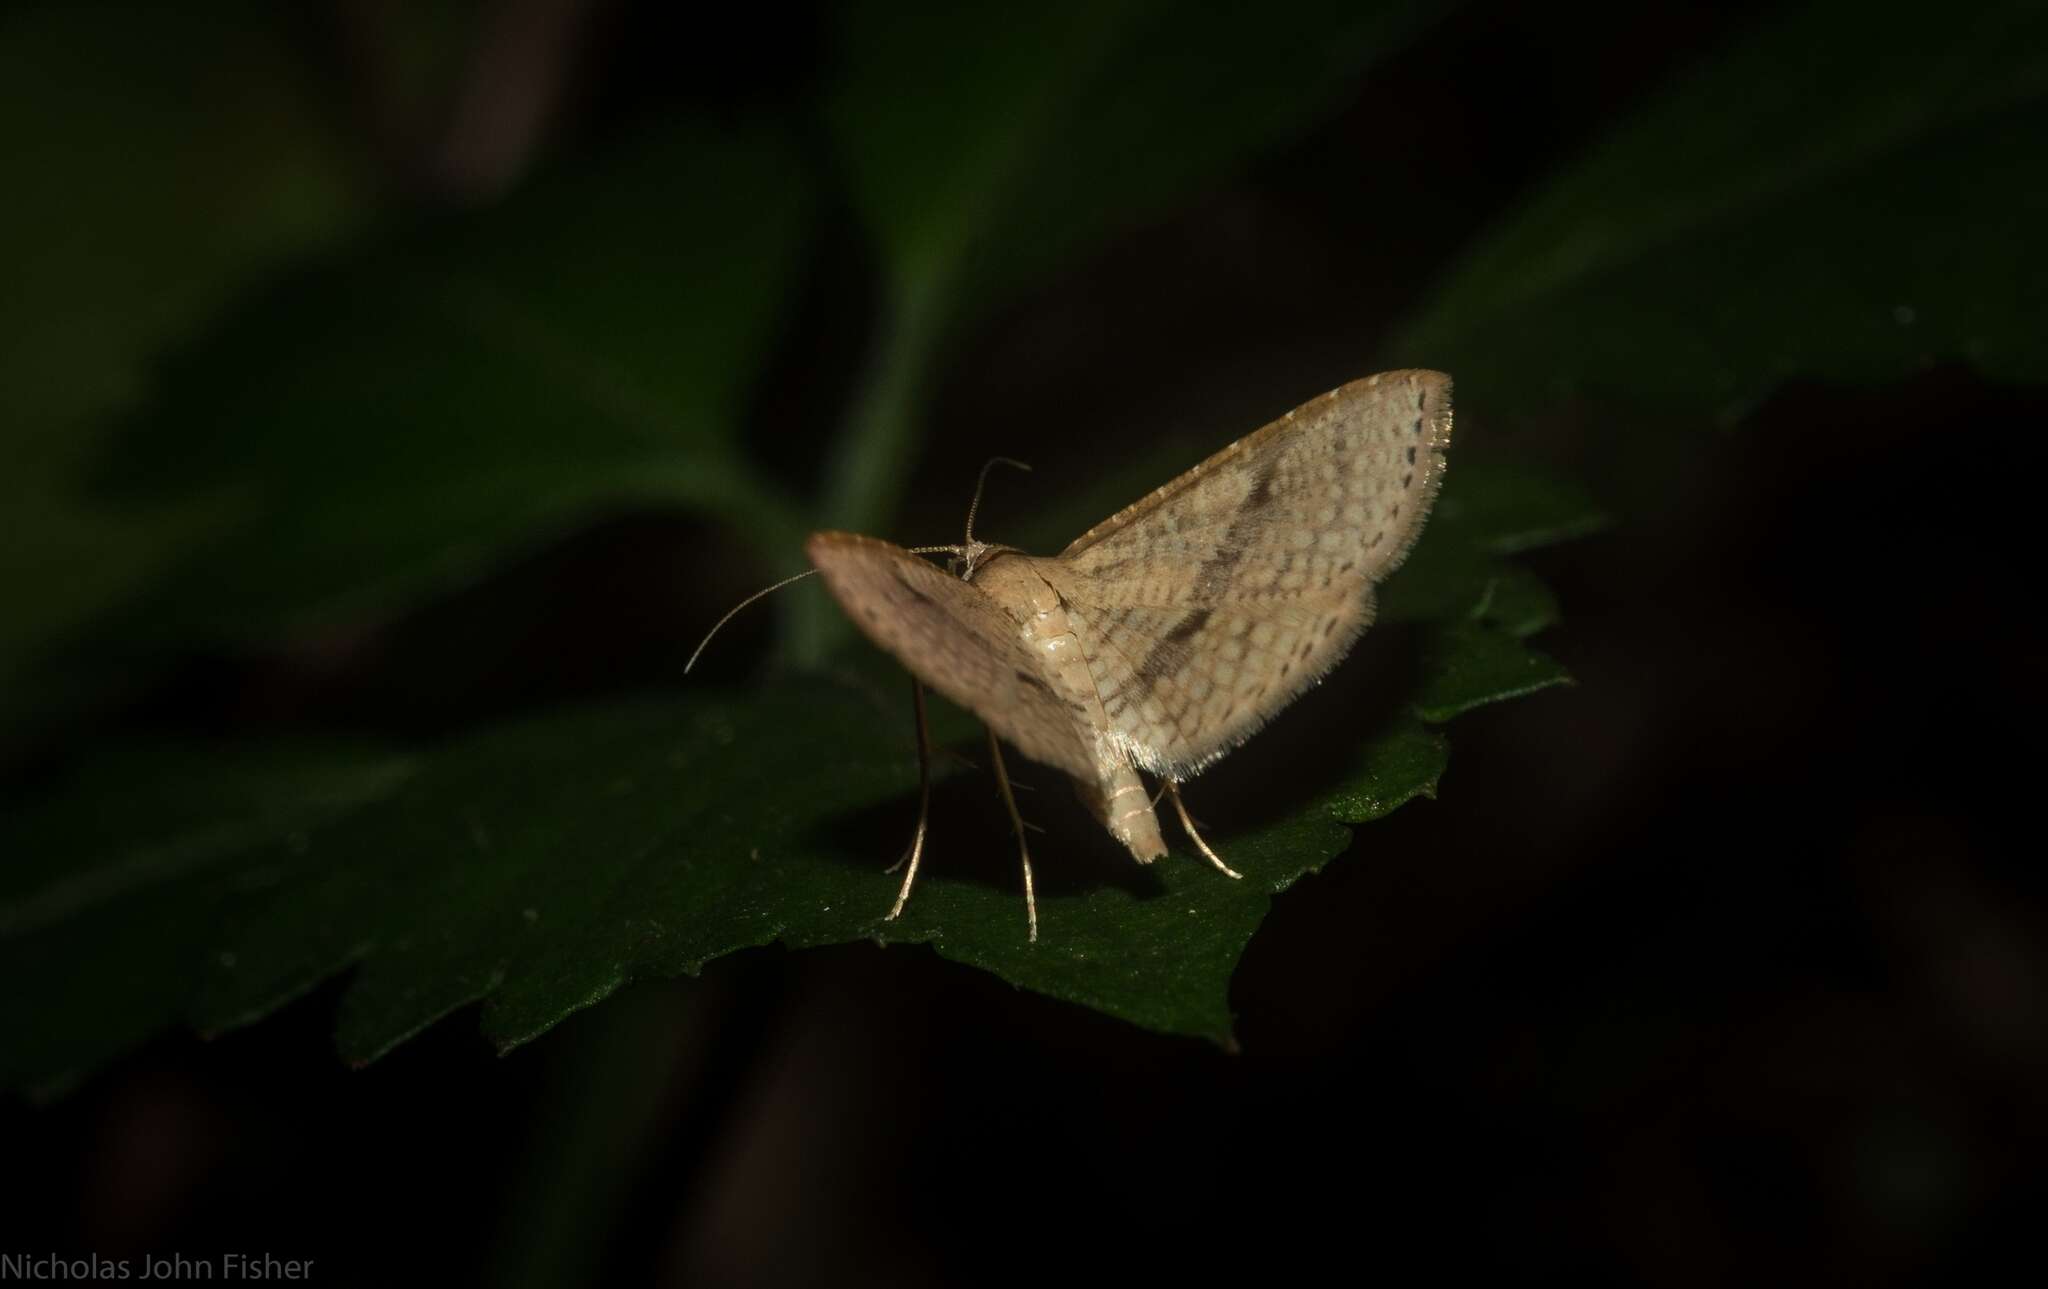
[884,680,932,921]
[985,729,1039,943]
[1165,779,1243,881]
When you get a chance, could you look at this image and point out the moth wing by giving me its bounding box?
[807,532,1097,780]
[1041,370,1452,777]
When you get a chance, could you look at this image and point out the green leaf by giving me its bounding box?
[1,678,1456,1094]
[1373,454,1602,638]
[1470,564,1562,641]
[1395,0,2048,420]
[0,1,372,723]
[80,121,813,653]
[0,740,414,1098]
[1413,623,1571,723]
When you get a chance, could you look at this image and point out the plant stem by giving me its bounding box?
[783,265,953,666]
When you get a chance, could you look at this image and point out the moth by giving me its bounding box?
[696,370,1452,941]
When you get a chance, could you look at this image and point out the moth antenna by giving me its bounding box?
[684,569,819,675]
[690,541,973,676]
[963,456,1032,545]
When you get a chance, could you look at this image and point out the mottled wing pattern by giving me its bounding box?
[806,532,1096,780]
[1039,370,1452,777]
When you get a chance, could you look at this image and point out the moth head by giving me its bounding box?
[947,538,1019,581]
[686,455,1036,671]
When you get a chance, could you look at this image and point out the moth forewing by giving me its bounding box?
[804,533,1095,781]
[1044,370,1452,778]
[1057,369,1452,572]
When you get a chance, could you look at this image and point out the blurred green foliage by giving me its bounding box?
[0,2,371,724]
[1398,1,2048,414]
[3,0,2040,1093]
[90,123,813,648]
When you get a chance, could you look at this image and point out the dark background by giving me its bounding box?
[4,1,2041,1284]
